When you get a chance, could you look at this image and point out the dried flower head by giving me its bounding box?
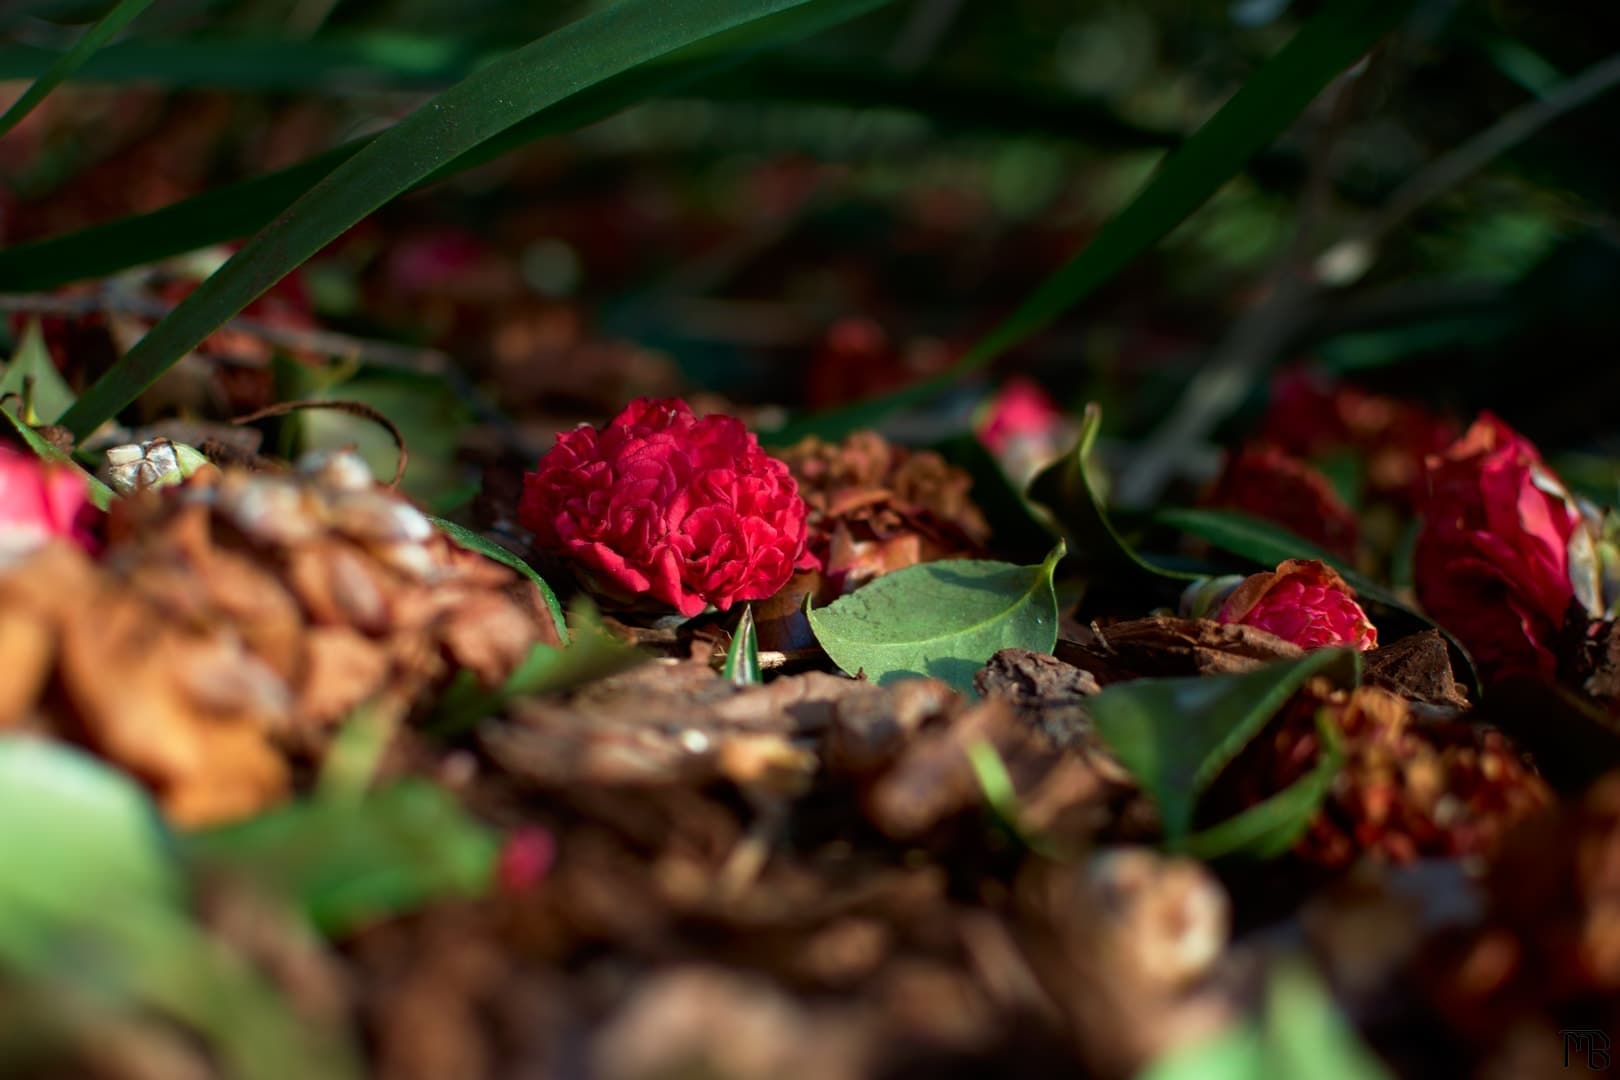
[520,398,815,617]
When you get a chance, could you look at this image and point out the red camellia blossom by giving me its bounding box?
[1414,413,1583,681]
[520,398,816,617]
[0,445,98,563]
[1203,443,1360,561]
[1216,559,1377,651]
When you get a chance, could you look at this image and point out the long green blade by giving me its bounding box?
[768,0,1415,441]
[58,0,892,439]
[0,0,153,140]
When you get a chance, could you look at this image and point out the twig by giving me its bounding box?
[888,0,968,72]
[1318,47,1620,286]
[1115,58,1371,506]
[231,398,408,487]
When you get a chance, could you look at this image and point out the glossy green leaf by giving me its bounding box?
[723,604,762,686]
[1184,713,1343,860]
[0,317,76,425]
[0,403,115,510]
[1089,649,1361,848]
[181,781,498,936]
[808,541,1065,693]
[0,0,154,141]
[766,0,1416,442]
[49,0,894,437]
[431,516,567,646]
[1027,404,1199,582]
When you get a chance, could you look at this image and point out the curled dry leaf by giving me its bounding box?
[776,431,991,595]
[0,451,561,825]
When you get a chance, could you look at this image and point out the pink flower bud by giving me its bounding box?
[1216,559,1377,652]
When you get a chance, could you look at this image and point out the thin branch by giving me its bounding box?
[1318,47,1620,286]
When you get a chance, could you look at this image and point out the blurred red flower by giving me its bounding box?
[1414,413,1582,681]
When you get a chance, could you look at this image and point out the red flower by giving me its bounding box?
[1260,367,1457,507]
[1204,444,1360,561]
[520,398,816,617]
[1414,413,1582,681]
[1216,559,1377,651]
[0,446,98,563]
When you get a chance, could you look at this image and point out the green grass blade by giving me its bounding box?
[0,0,154,141]
[767,0,1416,442]
[58,0,892,439]
[0,0,887,295]
[0,33,484,91]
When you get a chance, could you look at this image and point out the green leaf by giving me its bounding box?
[723,604,762,686]
[807,541,1065,693]
[0,739,359,1079]
[1151,506,1481,690]
[50,0,893,436]
[431,516,567,646]
[1184,712,1343,860]
[1027,404,1199,582]
[432,599,649,733]
[0,0,872,295]
[181,781,498,937]
[1089,649,1361,848]
[0,737,179,916]
[0,0,154,141]
[0,318,77,424]
[765,0,1416,442]
[0,403,115,510]
[1140,959,1392,1080]
[315,700,399,801]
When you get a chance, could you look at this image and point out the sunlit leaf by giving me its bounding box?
[723,604,762,686]
[808,541,1065,693]
[0,318,77,424]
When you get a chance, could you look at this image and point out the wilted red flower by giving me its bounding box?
[1204,444,1360,561]
[520,398,815,617]
[1260,367,1458,506]
[0,445,98,563]
[1414,413,1582,681]
[1216,559,1377,651]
